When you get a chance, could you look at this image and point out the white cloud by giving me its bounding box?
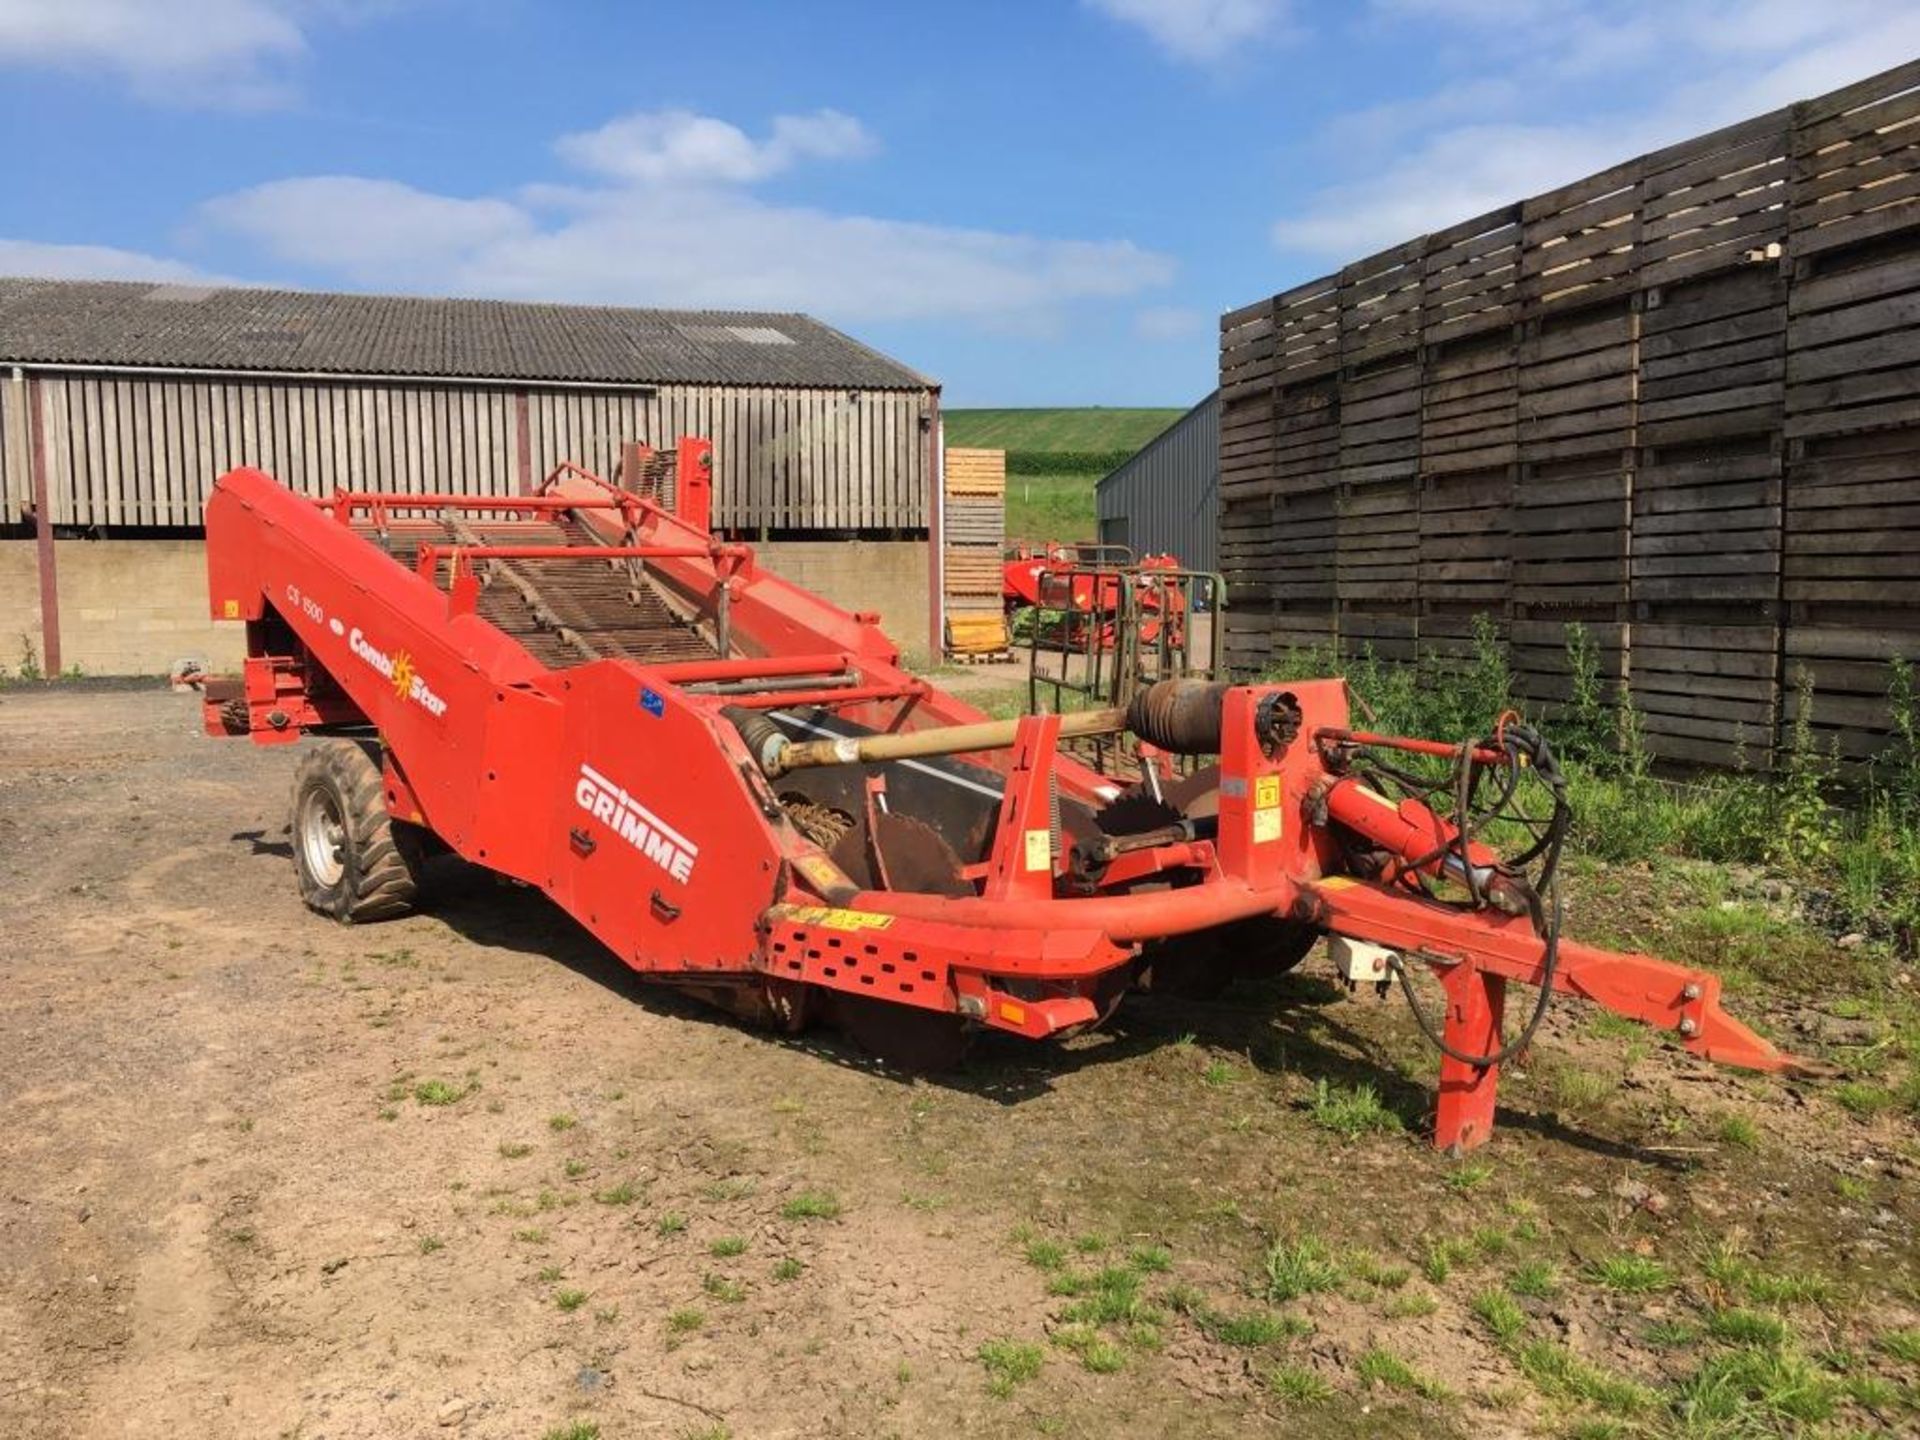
[554,108,877,186]
[201,178,533,285]
[197,108,1174,326]
[1275,0,1920,259]
[1134,305,1208,341]
[0,0,308,104]
[1084,0,1290,64]
[0,237,226,282]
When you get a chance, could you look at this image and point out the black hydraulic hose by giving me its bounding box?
[1361,719,1573,1071]
[1387,876,1565,1070]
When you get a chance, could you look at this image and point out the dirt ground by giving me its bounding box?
[2,685,1916,1440]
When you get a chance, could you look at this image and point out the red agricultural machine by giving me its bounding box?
[200,441,1810,1152]
[1003,540,1189,650]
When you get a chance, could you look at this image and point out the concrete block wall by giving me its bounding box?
[0,539,247,677]
[756,538,932,665]
[2,536,932,677]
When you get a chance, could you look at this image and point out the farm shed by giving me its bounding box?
[1095,391,1219,573]
[0,280,940,675]
[1220,57,1920,768]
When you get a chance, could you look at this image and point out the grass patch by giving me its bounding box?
[1356,1347,1451,1402]
[1025,1238,1068,1271]
[554,1287,588,1312]
[1263,1234,1342,1302]
[656,1212,688,1236]
[1716,1113,1760,1149]
[1423,1236,1474,1285]
[1444,1161,1495,1193]
[1200,1059,1238,1087]
[417,1235,444,1255]
[709,1235,748,1257]
[666,1307,705,1334]
[541,1423,600,1440]
[1385,1289,1439,1319]
[547,1113,576,1132]
[1200,1310,1306,1348]
[1471,1288,1527,1345]
[1508,1260,1560,1298]
[1672,1347,1839,1428]
[1706,1307,1789,1347]
[1056,1267,1156,1327]
[413,1078,469,1107]
[1266,1364,1334,1405]
[1586,1253,1672,1293]
[772,1257,805,1283]
[1128,1244,1173,1273]
[1876,1328,1920,1364]
[977,1338,1044,1397]
[592,1179,640,1206]
[1052,1324,1126,1373]
[781,1191,841,1221]
[702,1273,746,1303]
[1517,1339,1655,1415]
[1307,1078,1404,1139]
[498,1141,533,1159]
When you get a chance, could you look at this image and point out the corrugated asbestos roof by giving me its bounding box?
[0,278,931,390]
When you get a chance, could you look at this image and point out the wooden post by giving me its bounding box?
[514,390,532,495]
[925,387,943,662]
[25,373,60,677]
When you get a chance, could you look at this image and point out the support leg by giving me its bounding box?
[1434,964,1506,1154]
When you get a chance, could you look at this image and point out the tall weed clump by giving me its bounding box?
[1264,620,1920,939]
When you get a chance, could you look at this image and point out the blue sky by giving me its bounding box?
[1,1,1916,405]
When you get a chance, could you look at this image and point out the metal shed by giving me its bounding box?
[1,279,942,673]
[1093,392,1217,572]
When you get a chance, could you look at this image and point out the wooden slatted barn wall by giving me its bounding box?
[19,377,926,535]
[1,372,26,524]
[526,386,926,533]
[1220,58,1920,768]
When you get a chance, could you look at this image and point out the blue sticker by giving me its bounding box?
[639,686,665,717]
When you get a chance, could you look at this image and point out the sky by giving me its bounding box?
[1,1,1917,406]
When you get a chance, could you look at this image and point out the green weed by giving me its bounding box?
[1266,1364,1333,1405]
[1586,1254,1672,1293]
[977,1338,1044,1397]
[709,1236,748,1258]
[1263,1234,1342,1302]
[1307,1078,1404,1138]
[554,1288,587,1312]
[1471,1288,1527,1345]
[781,1191,841,1221]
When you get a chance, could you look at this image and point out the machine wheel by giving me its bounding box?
[291,740,424,923]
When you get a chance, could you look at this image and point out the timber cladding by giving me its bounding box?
[3,375,928,534]
[1220,57,1920,767]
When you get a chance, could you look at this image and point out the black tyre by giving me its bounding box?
[290,740,424,923]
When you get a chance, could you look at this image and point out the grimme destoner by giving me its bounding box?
[201,441,1811,1151]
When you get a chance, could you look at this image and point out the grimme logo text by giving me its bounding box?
[575,763,698,882]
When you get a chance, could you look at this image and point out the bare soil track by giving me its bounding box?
[1,687,1915,1439]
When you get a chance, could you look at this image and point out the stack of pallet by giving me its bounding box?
[1214,56,1920,770]
[943,446,1010,659]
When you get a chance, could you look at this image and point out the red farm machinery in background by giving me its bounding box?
[198,439,1812,1152]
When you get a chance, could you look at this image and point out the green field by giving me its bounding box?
[943,407,1182,453]
[945,407,1182,543]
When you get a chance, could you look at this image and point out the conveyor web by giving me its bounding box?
[355,513,718,669]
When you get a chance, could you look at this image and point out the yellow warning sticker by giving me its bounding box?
[222,599,240,619]
[782,905,895,932]
[795,855,845,892]
[1252,808,1283,844]
[1254,774,1282,809]
[1024,828,1052,872]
